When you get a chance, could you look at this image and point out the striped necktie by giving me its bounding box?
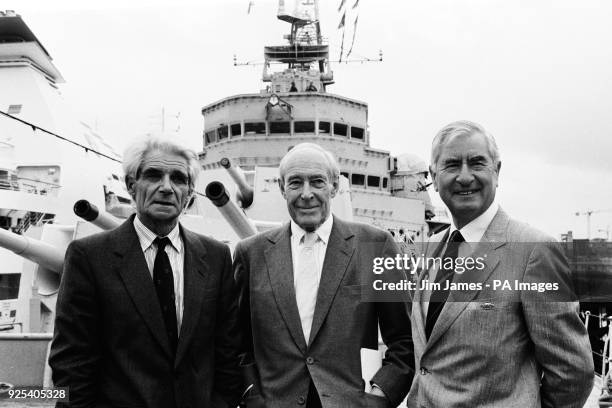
[295,232,319,344]
[425,230,465,339]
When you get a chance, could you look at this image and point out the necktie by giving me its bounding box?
[295,232,319,344]
[153,237,178,354]
[425,230,465,339]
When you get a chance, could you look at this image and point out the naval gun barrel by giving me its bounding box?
[220,158,254,208]
[73,200,122,230]
[205,181,258,239]
[0,227,64,273]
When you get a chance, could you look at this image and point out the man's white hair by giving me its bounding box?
[279,143,340,183]
[122,135,200,192]
[430,120,500,171]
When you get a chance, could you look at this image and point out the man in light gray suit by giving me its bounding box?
[408,121,593,407]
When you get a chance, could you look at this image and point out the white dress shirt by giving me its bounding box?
[290,215,334,343]
[421,201,499,317]
[133,216,185,331]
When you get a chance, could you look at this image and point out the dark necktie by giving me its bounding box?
[153,237,178,354]
[425,230,465,339]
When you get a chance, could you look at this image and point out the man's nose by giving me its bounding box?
[456,163,474,184]
[300,182,314,199]
[159,174,173,191]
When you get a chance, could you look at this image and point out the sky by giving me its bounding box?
[5,0,612,239]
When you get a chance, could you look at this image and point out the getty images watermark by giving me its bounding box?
[371,253,559,293]
[353,238,606,303]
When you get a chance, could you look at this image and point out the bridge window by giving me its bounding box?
[351,173,365,186]
[333,123,348,137]
[294,121,315,133]
[217,125,229,140]
[0,274,20,300]
[230,123,242,137]
[269,121,291,134]
[205,130,216,144]
[318,121,330,134]
[367,175,380,188]
[244,122,266,135]
[351,126,364,140]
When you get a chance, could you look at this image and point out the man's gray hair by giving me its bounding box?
[430,120,500,171]
[279,143,340,183]
[122,135,200,191]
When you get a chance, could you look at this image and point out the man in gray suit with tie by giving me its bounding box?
[234,143,414,408]
[408,121,593,407]
[50,137,241,408]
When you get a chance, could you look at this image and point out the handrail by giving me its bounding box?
[0,175,61,195]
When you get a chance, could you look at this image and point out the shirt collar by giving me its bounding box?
[449,201,499,243]
[290,214,334,245]
[133,215,182,252]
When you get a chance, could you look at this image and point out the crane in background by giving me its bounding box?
[575,209,612,240]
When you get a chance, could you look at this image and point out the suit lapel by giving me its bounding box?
[112,218,173,358]
[424,209,509,352]
[308,219,354,346]
[175,227,210,368]
[264,225,308,353]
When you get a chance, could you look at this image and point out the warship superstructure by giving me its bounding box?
[197,0,447,241]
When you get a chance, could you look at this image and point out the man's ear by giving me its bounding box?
[278,178,287,199]
[495,161,501,186]
[330,177,339,198]
[429,166,438,192]
[126,175,136,198]
[185,190,195,210]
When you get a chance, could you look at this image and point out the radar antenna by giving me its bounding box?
[262,0,333,91]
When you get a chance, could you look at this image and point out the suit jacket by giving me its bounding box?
[49,216,242,408]
[234,217,415,408]
[407,208,593,408]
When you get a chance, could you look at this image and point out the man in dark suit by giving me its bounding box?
[49,137,241,408]
[234,143,414,408]
[407,121,593,407]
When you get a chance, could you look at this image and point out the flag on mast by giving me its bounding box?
[346,15,359,58]
[337,12,346,29]
[337,0,361,61]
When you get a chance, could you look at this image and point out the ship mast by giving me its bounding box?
[263,0,333,92]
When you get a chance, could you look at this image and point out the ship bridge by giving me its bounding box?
[198,0,436,236]
[0,10,63,84]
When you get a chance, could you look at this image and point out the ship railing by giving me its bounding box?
[0,175,61,196]
[12,212,49,235]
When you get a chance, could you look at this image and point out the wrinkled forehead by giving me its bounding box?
[139,149,189,174]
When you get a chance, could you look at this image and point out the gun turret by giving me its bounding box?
[73,200,122,230]
[220,158,254,208]
[205,181,258,239]
[0,227,64,274]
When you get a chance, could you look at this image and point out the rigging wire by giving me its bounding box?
[0,110,122,163]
